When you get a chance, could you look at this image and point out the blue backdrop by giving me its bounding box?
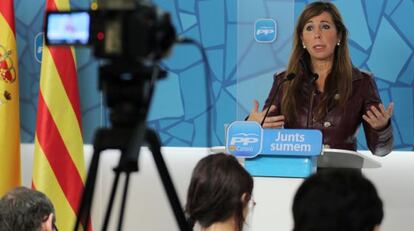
[16,0,414,150]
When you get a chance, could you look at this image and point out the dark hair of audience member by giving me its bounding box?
[185,153,254,230]
[292,169,383,231]
[0,187,55,231]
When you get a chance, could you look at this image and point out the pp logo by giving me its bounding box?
[34,32,43,63]
[254,19,277,43]
[226,121,262,158]
[230,135,259,146]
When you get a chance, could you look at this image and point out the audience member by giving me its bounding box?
[186,153,254,231]
[292,169,383,231]
[0,187,57,231]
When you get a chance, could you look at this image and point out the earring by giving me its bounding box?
[303,44,306,49]
[337,41,341,46]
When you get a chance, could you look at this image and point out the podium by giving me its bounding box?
[225,121,323,178]
[223,121,381,178]
[318,148,381,169]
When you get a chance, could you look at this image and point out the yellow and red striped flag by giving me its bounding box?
[32,0,89,230]
[0,0,21,196]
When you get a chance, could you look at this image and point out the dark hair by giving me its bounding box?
[282,1,352,123]
[292,169,383,231]
[0,187,55,231]
[185,153,254,231]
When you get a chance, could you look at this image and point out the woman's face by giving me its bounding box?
[301,11,339,63]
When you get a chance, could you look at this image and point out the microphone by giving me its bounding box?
[311,73,319,83]
[306,73,319,128]
[260,73,296,126]
[299,58,319,83]
[299,58,319,128]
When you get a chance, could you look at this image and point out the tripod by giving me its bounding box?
[74,62,191,231]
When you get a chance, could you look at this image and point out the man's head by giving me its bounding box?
[0,187,56,231]
[292,169,383,231]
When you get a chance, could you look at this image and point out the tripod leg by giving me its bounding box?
[117,173,131,231]
[102,169,122,231]
[145,128,191,231]
[75,150,101,231]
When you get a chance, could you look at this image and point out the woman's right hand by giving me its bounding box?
[247,100,285,128]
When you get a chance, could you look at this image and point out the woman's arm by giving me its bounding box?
[361,74,393,156]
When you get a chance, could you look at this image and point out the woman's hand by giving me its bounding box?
[247,100,285,128]
[362,103,394,130]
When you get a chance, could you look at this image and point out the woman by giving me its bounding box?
[186,153,254,231]
[248,2,393,156]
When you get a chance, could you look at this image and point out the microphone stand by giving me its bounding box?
[260,73,296,126]
[306,73,319,128]
[299,58,319,128]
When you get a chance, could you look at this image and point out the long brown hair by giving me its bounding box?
[282,2,352,123]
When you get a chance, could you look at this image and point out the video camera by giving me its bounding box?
[44,0,176,61]
[44,0,180,127]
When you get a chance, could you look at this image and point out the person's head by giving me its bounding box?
[186,153,254,231]
[282,1,353,123]
[296,1,348,65]
[292,169,383,231]
[0,187,57,231]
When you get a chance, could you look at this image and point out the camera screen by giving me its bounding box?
[45,11,90,45]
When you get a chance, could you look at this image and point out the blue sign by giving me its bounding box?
[34,32,43,63]
[226,121,262,157]
[261,129,322,156]
[226,121,322,158]
[254,19,277,43]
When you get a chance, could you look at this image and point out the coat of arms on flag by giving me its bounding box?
[0,44,16,106]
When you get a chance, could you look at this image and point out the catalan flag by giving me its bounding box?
[0,0,21,196]
[32,0,89,230]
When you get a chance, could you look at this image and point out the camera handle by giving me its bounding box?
[75,124,191,231]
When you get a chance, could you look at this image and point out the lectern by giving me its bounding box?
[225,121,323,177]
[223,121,381,178]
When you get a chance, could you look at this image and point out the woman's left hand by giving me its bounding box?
[362,102,394,130]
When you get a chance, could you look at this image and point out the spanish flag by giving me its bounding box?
[0,0,21,196]
[32,0,89,230]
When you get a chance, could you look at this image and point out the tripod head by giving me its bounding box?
[99,61,166,128]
